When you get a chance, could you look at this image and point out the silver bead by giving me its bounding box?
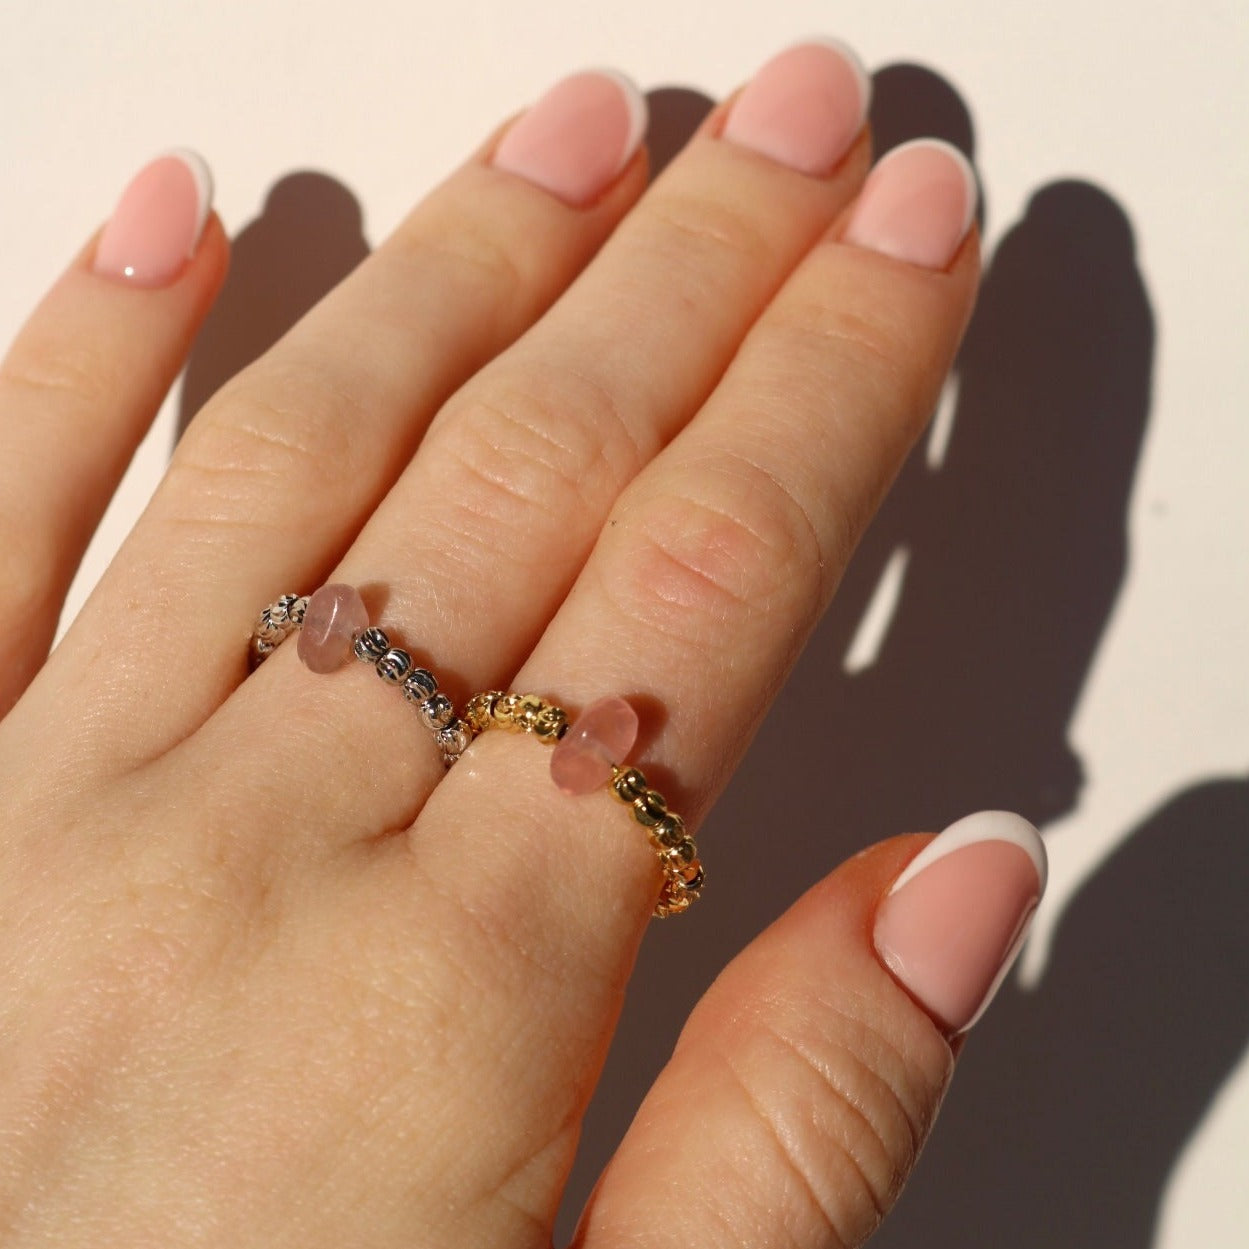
[272,594,299,625]
[418,693,454,731]
[376,648,412,684]
[436,720,471,758]
[354,626,390,663]
[401,668,438,704]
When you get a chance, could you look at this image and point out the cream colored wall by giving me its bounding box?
[1,3,1246,1245]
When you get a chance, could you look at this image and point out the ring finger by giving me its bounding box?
[488,138,982,929]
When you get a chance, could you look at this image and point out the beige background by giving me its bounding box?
[2,2,1246,1245]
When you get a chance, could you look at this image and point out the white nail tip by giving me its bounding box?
[161,147,214,253]
[589,68,649,175]
[887,810,1047,897]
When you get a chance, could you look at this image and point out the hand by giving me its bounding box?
[0,40,1045,1248]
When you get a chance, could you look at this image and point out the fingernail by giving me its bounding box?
[843,138,978,269]
[492,69,647,207]
[93,150,213,288]
[721,38,870,176]
[873,811,1046,1034]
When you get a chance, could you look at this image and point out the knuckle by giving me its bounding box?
[608,457,826,647]
[0,339,120,416]
[643,190,773,288]
[435,369,644,557]
[168,367,362,521]
[763,294,940,435]
[392,214,527,306]
[767,299,911,398]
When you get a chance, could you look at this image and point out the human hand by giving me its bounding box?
[0,39,1045,1248]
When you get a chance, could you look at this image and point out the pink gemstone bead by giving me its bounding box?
[296,583,369,674]
[550,696,639,795]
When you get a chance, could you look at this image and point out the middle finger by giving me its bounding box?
[203,39,875,836]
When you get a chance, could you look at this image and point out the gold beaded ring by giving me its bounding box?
[463,691,705,918]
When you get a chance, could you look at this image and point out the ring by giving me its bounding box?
[463,691,705,918]
[250,584,471,766]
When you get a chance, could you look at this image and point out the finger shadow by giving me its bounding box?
[176,171,370,443]
[643,86,715,180]
[554,64,1217,1249]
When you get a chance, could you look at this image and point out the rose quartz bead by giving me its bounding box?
[550,696,639,795]
[296,583,368,674]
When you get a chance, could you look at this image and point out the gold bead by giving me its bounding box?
[517,694,545,732]
[612,768,648,802]
[653,813,685,847]
[633,790,668,826]
[495,693,522,727]
[533,705,568,742]
[663,837,697,867]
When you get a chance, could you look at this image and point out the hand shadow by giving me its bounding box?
[176,171,369,440]
[556,65,1203,1249]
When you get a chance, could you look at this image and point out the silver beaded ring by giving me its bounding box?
[249,586,471,767]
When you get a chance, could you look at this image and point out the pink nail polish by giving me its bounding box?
[721,38,870,176]
[94,149,213,287]
[492,70,648,207]
[843,138,978,270]
[873,811,1046,1034]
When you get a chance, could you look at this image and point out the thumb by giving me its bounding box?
[573,810,1046,1249]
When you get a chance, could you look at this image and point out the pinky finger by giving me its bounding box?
[0,150,226,715]
[574,812,1046,1249]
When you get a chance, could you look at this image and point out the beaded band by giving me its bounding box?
[249,592,308,666]
[463,691,705,918]
[250,588,471,767]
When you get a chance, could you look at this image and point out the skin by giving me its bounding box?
[0,83,978,1248]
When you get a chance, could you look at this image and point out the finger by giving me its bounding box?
[530,141,982,809]
[574,814,1047,1249]
[201,39,876,833]
[0,151,225,718]
[303,137,982,1239]
[30,71,651,767]
[426,139,981,933]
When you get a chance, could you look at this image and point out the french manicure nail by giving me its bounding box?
[492,70,648,207]
[873,811,1046,1034]
[843,138,978,269]
[721,38,870,176]
[93,149,213,287]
